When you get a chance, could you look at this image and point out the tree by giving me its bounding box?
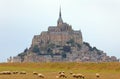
[76,43,81,49]
[62,52,67,58]
[93,47,99,51]
[63,46,71,52]
[32,45,40,53]
[47,43,55,48]
[18,52,27,62]
[66,39,75,46]
[67,39,74,44]
[83,42,92,51]
[24,48,28,53]
[47,48,51,52]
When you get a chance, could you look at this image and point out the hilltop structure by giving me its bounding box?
[9,8,118,62]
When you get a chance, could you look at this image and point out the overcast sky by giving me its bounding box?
[0,0,120,62]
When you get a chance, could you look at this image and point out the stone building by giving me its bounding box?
[31,8,83,49]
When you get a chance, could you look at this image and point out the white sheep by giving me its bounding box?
[33,72,38,75]
[38,73,45,78]
[59,71,65,74]
[58,72,67,78]
[12,71,19,74]
[1,71,11,75]
[72,73,84,79]
[96,73,100,78]
[20,71,26,74]
[70,72,73,75]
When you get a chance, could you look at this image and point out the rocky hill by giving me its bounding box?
[8,9,118,62]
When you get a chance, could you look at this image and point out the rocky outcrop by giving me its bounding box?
[10,41,118,62]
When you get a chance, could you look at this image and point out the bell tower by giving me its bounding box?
[57,6,63,25]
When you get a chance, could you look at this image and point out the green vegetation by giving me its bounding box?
[47,43,55,48]
[83,42,101,52]
[61,52,67,58]
[24,48,28,53]
[76,43,81,49]
[32,45,40,53]
[63,46,71,52]
[83,42,93,51]
[66,39,75,46]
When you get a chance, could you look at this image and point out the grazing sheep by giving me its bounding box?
[70,72,73,75]
[3,71,11,75]
[38,73,45,78]
[20,71,26,74]
[77,74,85,79]
[72,73,84,79]
[72,73,77,78]
[59,71,65,74]
[0,71,11,75]
[33,72,38,75]
[58,72,67,78]
[58,71,61,74]
[12,71,18,74]
[81,74,85,79]
[62,71,65,74]
[96,73,100,78]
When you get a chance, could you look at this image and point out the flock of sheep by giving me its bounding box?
[0,71,26,75]
[56,71,100,79]
[0,70,100,79]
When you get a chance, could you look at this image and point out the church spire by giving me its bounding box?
[57,6,63,25]
[59,7,62,18]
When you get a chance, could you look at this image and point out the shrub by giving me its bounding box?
[62,52,67,58]
[32,45,40,53]
[63,46,71,52]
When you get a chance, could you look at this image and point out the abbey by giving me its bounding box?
[8,8,118,62]
[31,8,83,49]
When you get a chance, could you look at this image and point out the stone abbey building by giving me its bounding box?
[31,8,83,50]
[8,8,118,62]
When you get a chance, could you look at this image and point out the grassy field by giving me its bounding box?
[0,62,120,79]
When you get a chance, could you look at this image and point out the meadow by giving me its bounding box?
[0,62,120,79]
